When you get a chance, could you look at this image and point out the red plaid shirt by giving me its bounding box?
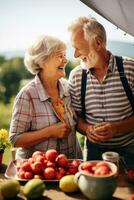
[9,75,82,159]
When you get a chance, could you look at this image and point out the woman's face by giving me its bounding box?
[43,48,68,80]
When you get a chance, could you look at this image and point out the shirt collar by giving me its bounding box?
[34,75,69,102]
[58,78,70,98]
[87,52,115,74]
[108,52,115,73]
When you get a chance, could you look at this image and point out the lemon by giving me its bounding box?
[0,179,20,199]
[59,175,78,193]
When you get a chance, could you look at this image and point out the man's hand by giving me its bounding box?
[86,122,118,143]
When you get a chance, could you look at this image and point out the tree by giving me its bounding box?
[0,56,6,65]
[65,60,80,79]
[0,57,33,103]
[0,56,78,104]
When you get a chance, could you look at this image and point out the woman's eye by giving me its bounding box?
[58,55,63,58]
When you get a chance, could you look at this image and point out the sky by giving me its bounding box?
[0,0,134,52]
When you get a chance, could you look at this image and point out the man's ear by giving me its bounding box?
[95,36,103,50]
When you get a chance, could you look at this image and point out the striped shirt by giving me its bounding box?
[69,53,134,147]
[9,75,82,159]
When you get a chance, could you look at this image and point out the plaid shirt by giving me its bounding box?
[9,75,82,159]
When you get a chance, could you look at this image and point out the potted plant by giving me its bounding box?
[0,129,11,165]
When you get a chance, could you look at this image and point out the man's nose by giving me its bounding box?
[74,49,80,58]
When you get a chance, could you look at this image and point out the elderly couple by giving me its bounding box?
[9,16,134,165]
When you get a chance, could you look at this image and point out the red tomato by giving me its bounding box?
[57,167,66,175]
[81,162,95,173]
[24,171,33,179]
[46,161,56,168]
[34,174,44,179]
[18,170,25,179]
[71,159,81,168]
[21,161,32,171]
[126,169,134,180]
[55,171,64,180]
[28,157,34,164]
[45,149,58,162]
[55,154,68,167]
[35,155,45,164]
[31,161,43,174]
[94,165,111,176]
[96,161,110,167]
[43,159,48,167]
[44,167,56,180]
[67,163,78,174]
[32,151,45,159]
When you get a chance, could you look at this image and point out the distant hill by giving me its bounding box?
[0,50,25,59]
[107,40,134,58]
[1,40,134,60]
[67,40,134,60]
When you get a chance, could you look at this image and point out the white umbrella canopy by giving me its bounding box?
[80,0,134,37]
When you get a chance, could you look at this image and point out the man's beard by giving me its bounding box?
[87,51,97,69]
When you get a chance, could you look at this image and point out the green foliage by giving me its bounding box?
[77,132,85,149]
[0,55,6,65]
[0,100,13,130]
[3,149,12,164]
[0,57,33,103]
[0,55,78,103]
[65,60,80,78]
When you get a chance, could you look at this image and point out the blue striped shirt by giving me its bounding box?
[69,53,134,147]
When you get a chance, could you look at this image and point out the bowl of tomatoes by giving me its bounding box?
[75,160,118,200]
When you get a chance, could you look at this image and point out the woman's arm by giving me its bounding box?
[14,122,69,148]
[9,90,70,148]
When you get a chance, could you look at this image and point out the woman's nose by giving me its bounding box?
[64,57,68,64]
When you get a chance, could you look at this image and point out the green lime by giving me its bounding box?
[0,179,20,199]
[23,178,45,199]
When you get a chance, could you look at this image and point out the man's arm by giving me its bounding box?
[77,115,134,144]
[76,116,102,143]
[115,115,134,134]
[86,115,134,143]
[76,117,89,135]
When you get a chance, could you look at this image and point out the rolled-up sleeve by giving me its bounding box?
[9,90,33,145]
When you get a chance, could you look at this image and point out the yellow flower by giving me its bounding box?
[0,129,8,139]
[0,129,11,152]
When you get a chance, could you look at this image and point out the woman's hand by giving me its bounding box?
[47,122,72,138]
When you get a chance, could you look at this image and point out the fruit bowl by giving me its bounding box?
[5,159,82,182]
[75,160,118,200]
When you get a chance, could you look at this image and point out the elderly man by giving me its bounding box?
[68,16,134,165]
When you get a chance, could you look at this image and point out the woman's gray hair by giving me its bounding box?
[24,35,66,74]
[68,16,106,46]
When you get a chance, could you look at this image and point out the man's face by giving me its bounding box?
[71,29,100,68]
[71,30,89,63]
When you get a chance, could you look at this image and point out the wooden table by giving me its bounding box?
[0,164,134,200]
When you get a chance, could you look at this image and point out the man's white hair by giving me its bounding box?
[68,16,106,46]
[24,35,66,74]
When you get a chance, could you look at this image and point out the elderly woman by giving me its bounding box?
[9,35,82,159]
